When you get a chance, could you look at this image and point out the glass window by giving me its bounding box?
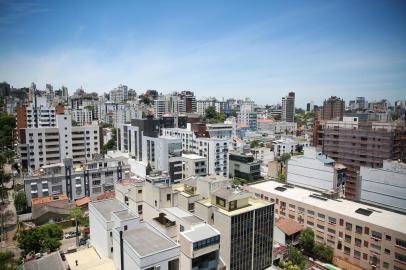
[396,238,406,248]
[346,222,352,231]
[395,253,406,263]
[372,231,382,240]
[328,217,336,224]
[317,213,325,219]
[307,210,315,215]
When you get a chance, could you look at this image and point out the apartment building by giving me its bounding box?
[322,96,345,120]
[90,198,181,270]
[272,137,309,158]
[162,123,232,177]
[313,116,406,199]
[182,154,207,178]
[70,107,93,126]
[257,119,297,135]
[154,94,186,117]
[245,181,406,270]
[194,187,274,270]
[228,152,261,181]
[282,92,295,122]
[359,160,406,214]
[142,136,183,182]
[287,147,346,193]
[18,113,101,170]
[24,157,129,206]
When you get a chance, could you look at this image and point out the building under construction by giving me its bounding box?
[313,116,406,199]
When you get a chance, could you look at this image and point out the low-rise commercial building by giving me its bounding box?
[228,152,261,181]
[245,181,406,270]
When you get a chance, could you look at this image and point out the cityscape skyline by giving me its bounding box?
[1,0,406,108]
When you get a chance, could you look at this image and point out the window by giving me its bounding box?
[371,230,382,240]
[371,243,381,251]
[355,225,362,234]
[346,222,352,231]
[383,262,389,269]
[328,228,336,234]
[384,248,390,255]
[229,200,237,211]
[110,232,112,237]
[317,224,325,230]
[355,238,361,247]
[363,253,368,260]
[386,235,391,241]
[354,250,361,259]
[298,207,305,212]
[167,194,171,201]
[288,214,295,219]
[328,217,336,224]
[124,225,128,231]
[395,252,406,263]
[364,240,369,247]
[307,220,314,226]
[339,218,344,226]
[396,238,406,248]
[364,226,369,234]
[138,189,142,194]
[216,196,226,207]
[180,225,184,232]
[110,247,113,253]
[317,213,325,219]
[344,246,351,255]
[289,204,295,209]
[345,234,351,243]
[307,210,315,215]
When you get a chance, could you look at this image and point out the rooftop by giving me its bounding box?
[65,247,115,270]
[24,252,65,270]
[197,197,270,217]
[275,217,304,236]
[113,209,138,221]
[181,223,220,242]
[32,194,68,205]
[212,187,251,201]
[124,222,178,257]
[90,199,127,221]
[247,181,406,233]
[182,153,206,160]
[162,207,203,225]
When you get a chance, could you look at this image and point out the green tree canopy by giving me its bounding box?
[299,228,315,254]
[287,245,307,270]
[16,224,63,255]
[0,251,17,270]
[14,192,28,214]
[205,106,217,119]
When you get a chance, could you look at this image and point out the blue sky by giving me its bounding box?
[0,0,405,107]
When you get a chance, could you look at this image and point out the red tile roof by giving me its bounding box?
[32,194,69,205]
[275,217,304,236]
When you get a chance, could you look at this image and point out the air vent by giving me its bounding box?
[275,186,287,192]
[355,208,373,216]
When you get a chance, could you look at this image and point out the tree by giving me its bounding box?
[299,228,315,254]
[313,243,333,263]
[205,106,217,120]
[250,140,260,148]
[70,207,83,247]
[287,245,307,270]
[281,153,291,164]
[231,108,238,117]
[16,224,63,255]
[14,192,28,214]
[146,162,152,175]
[0,113,16,149]
[71,120,79,126]
[0,251,17,270]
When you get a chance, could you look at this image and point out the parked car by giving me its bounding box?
[79,235,90,246]
[64,231,79,239]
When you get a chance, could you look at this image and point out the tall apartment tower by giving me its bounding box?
[313,116,406,199]
[322,96,345,120]
[180,91,197,113]
[282,92,295,122]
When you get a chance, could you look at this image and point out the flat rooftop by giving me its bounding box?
[113,209,138,221]
[91,199,127,221]
[124,223,178,257]
[65,247,115,270]
[162,207,203,225]
[247,181,406,233]
[182,153,206,160]
[197,197,271,217]
[182,223,219,242]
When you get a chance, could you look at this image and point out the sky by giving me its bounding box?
[0,0,405,108]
